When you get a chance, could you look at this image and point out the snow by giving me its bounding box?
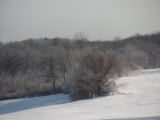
[0,94,70,115]
[0,68,160,120]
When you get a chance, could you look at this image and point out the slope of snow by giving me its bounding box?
[0,94,70,115]
[0,69,160,120]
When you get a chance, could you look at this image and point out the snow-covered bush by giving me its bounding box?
[68,49,121,100]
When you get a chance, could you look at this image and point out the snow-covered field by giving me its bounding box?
[0,69,160,120]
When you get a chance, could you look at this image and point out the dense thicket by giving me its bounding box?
[0,32,160,100]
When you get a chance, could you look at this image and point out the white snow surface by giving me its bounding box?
[0,68,160,120]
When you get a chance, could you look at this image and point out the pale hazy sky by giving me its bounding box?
[0,0,160,42]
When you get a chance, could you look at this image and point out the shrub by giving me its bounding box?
[68,49,121,100]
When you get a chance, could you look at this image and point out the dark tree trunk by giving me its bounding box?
[97,83,101,96]
[52,79,56,94]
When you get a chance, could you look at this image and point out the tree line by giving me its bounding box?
[0,32,160,100]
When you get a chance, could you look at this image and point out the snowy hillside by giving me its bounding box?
[0,69,160,120]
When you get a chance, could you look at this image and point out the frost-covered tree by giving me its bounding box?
[69,49,121,100]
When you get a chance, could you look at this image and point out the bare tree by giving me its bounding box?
[69,49,121,100]
[0,49,22,77]
[40,48,59,94]
[57,49,71,82]
[74,31,88,49]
